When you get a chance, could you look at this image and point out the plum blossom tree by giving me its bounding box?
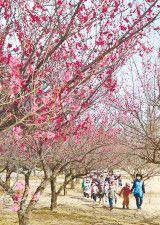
[120,155,160,181]
[0,131,52,225]
[0,0,159,136]
[0,114,125,223]
[0,1,160,225]
[109,54,160,165]
[48,123,124,209]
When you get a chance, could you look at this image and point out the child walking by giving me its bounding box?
[119,182,131,209]
[104,181,109,204]
[108,183,116,210]
[83,179,91,198]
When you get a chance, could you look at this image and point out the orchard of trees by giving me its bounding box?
[0,0,160,225]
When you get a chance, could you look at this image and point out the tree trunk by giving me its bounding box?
[50,177,57,210]
[70,178,75,189]
[76,178,80,184]
[64,173,67,196]
[63,185,67,196]
[18,211,30,225]
[6,169,12,187]
[70,169,75,189]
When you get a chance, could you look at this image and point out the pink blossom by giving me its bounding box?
[120,25,126,31]
[114,1,119,12]
[12,126,23,139]
[34,131,42,139]
[46,132,55,139]
[13,193,22,202]
[102,6,108,13]
[0,0,3,6]
[57,0,62,5]
[15,181,25,191]
[12,203,20,212]
[32,104,39,112]
[9,56,21,69]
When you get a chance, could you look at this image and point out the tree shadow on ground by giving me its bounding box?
[70,195,92,202]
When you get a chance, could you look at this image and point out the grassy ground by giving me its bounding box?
[1,200,160,225]
[0,176,160,225]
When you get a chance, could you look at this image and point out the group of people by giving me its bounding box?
[82,171,145,210]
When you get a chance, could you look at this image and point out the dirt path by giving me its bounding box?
[0,177,160,225]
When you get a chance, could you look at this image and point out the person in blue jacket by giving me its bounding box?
[131,174,145,209]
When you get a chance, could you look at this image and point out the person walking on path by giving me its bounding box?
[108,183,116,211]
[83,178,91,198]
[119,182,131,209]
[131,174,145,210]
[105,170,115,185]
[91,183,99,203]
[98,182,105,206]
[104,181,109,204]
[82,177,86,197]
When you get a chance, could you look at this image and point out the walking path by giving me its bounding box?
[0,177,160,225]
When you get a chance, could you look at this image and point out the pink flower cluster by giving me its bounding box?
[12,126,23,140]
[34,131,55,140]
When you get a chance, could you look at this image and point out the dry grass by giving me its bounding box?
[0,176,160,225]
[1,196,160,225]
